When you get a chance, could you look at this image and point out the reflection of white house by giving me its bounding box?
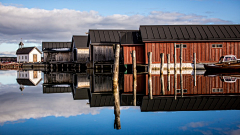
[16,70,42,87]
[16,47,42,63]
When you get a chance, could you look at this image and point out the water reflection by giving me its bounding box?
[1,69,240,133]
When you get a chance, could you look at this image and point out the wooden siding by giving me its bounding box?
[44,52,72,62]
[44,73,73,84]
[77,48,89,63]
[93,46,114,63]
[123,45,145,64]
[145,42,240,64]
[145,74,240,96]
[124,74,146,93]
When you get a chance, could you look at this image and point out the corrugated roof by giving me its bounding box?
[89,29,143,45]
[16,47,42,54]
[140,25,240,42]
[72,35,88,48]
[42,42,72,50]
[141,96,240,111]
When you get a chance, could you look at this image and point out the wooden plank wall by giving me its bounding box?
[123,45,145,64]
[44,73,73,84]
[123,74,146,94]
[93,46,114,63]
[145,42,240,64]
[77,49,89,63]
[144,74,240,96]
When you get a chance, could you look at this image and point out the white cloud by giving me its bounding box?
[0,3,232,47]
[0,85,102,124]
[180,121,210,131]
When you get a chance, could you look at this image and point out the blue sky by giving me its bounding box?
[0,0,239,56]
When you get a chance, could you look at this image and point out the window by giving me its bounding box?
[25,74,27,77]
[25,56,27,59]
[22,56,23,59]
[177,89,187,93]
[176,44,187,48]
[212,88,223,92]
[212,44,222,48]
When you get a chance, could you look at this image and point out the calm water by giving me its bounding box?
[0,70,240,135]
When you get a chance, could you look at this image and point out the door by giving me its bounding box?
[33,54,37,62]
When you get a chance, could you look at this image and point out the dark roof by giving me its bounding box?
[140,25,240,42]
[141,96,240,112]
[72,35,88,48]
[88,29,143,45]
[16,47,42,54]
[43,86,72,93]
[42,42,72,51]
[17,78,42,86]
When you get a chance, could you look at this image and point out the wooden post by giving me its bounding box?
[194,53,197,86]
[148,52,153,100]
[132,50,137,106]
[113,44,121,130]
[174,43,177,100]
[167,54,170,91]
[180,68,183,97]
[180,43,183,71]
[160,53,165,95]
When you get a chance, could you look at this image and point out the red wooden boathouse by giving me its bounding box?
[139,25,240,67]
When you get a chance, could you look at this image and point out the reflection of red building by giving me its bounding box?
[123,74,240,96]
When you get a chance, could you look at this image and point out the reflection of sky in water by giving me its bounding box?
[0,70,240,134]
[0,70,17,85]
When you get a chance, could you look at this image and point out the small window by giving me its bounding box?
[176,44,187,48]
[22,56,23,59]
[212,44,222,48]
[25,56,27,59]
[25,74,27,77]
[212,88,223,92]
[177,89,187,93]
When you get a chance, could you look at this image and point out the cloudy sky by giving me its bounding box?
[0,0,239,56]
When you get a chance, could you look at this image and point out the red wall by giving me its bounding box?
[144,74,240,96]
[144,42,240,64]
[123,45,145,65]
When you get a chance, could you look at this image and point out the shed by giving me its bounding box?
[16,47,42,63]
[42,42,73,63]
[16,70,42,89]
[88,29,143,68]
[140,25,240,67]
[72,35,89,63]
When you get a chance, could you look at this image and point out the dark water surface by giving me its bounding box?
[0,70,240,135]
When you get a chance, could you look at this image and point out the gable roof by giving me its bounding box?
[88,29,143,46]
[140,25,240,42]
[16,47,42,55]
[72,35,88,48]
[42,42,72,51]
[17,78,42,86]
[141,96,240,111]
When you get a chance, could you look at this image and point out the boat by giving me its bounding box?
[204,55,240,71]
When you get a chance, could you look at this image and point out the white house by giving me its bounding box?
[16,70,42,91]
[16,47,42,63]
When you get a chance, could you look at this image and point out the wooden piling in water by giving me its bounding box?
[160,53,165,95]
[132,50,137,106]
[148,52,153,100]
[167,54,170,91]
[113,44,121,130]
[194,53,197,86]
[174,43,177,100]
